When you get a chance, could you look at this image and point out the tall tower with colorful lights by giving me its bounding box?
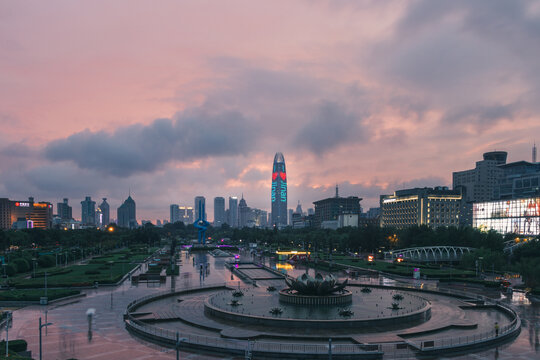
[271,152,288,228]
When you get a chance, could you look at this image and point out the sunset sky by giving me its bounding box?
[1,0,539,222]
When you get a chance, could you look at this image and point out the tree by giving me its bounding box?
[12,258,30,273]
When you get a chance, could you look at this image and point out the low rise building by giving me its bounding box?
[380,187,462,229]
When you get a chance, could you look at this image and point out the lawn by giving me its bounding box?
[7,249,153,289]
[333,257,476,279]
[0,288,80,301]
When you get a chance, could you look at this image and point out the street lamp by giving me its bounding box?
[175,332,187,360]
[4,311,12,358]
[32,258,37,278]
[86,308,95,341]
[39,317,53,360]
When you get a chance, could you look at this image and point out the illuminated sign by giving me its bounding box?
[271,181,277,202]
[15,202,30,207]
[281,182,287,202]
[473,197,540,235]
[33,203,48,208]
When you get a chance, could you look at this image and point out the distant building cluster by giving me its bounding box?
[2,146,539,236]
[378,147,540,235]
[0,194,137,230]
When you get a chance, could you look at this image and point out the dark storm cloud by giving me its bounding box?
[442,103,519,129]
[295,101,365,155]
[45,108,256,176]
[0,142,33,158]
[367,0,540,128]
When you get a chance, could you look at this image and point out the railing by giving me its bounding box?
[418,313,520,351]
[127,318,382,355]
[124,280,520,357]
[125,283,382,356]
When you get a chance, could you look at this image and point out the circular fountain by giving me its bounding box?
[204,273,431,329]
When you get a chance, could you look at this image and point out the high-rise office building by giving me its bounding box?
[238,195,249,228]
[170,204,180,223]
[252,209,268,228]
[228,196,238,228]
[81,196,96,226]
[194,196,206,221]
[271,152,288,228]
[178,206,194,224]
[453,151,507,203]
[0,197,53,229]
[98,198,110,227]
[288,209,294,226]
[214,197,225,227]
[117,195,137,229]
[57,198,72,220]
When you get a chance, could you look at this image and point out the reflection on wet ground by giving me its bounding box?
[4,249,540,359]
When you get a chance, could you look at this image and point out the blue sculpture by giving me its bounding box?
[193,201,209,245]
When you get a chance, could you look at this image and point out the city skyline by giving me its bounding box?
[1,1,539,221]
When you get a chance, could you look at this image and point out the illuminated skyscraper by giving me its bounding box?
[271,152,287,228]
[98,198,109,227]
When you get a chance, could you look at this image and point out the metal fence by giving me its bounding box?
[124,282,520,357]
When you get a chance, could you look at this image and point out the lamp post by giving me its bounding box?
[108,261,114,280]
[39,317,53,360]
[175,332,187,360]
[86,308,95,341]
[5,311,12,357]
[328,338,332,360]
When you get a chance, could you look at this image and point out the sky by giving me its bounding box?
[1,0,540,222]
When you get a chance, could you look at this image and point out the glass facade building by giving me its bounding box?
[271,152,287,228]
[473,197,540,235]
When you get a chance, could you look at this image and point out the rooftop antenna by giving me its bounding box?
[335,184,339,198]
[533,142,537,163]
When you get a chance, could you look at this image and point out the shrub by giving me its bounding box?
[37,255,55,268]
[0,339,28,352]
[12,258,30,273]
[4,264,17,277]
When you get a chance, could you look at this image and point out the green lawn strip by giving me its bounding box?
[334,258,476,278]
[0,288,79,301]
[438,278,501,288]
[10,262,138,288]
[5,249,152,289]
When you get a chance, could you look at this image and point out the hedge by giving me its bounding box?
[0,339,27,352]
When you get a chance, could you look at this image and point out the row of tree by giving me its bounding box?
[1,223,539,289]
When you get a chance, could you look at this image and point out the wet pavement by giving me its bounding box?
[1,249,539,359]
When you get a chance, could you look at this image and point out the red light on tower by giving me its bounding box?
[272,172,278,181]
[280,172,286,181]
